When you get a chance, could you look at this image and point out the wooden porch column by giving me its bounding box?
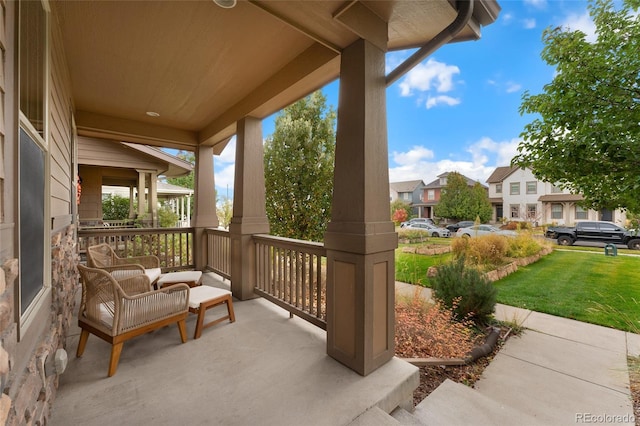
[229,116,269,300]
[193,145,218,269]
[128,186,135,219]
[137,170,146,219]
[324,38,397,376]
[150,171,158,227]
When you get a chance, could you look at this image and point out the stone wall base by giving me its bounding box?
[0,225,79,425]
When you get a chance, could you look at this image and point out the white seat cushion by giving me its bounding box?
[157,270,202,286]
[145,268,162,284]
[188,286,231,309]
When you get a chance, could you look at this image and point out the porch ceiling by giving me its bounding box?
[54,0,499,152]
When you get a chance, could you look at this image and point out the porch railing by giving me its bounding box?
[78,227,195,272]
[253,234,327,330]
[204,228,231,280]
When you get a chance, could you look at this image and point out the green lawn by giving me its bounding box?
[493,250,640,331]
[395,248,451,286]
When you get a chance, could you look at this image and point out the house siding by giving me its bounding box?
[0,5,79,424]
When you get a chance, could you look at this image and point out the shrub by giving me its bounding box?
[102,194,131,220]
[395,288,475,359]
[398,229,431,243]
[431,256,497,324]
[506,233,545,258]
[451,234,508,267]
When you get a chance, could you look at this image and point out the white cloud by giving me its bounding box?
[426,95,461,109]
[562,11,597,42]
[389,137,521,185]
[213,137,236,193]
[523,18,536,29]
[505,81,522,93]
[392,146,435,165]
[524,0,547,9]
[399,58,460,96]
[501,12,514,24]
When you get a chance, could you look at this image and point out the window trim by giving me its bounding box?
[526,181,537,195]
[495,183,502,194]
[510,182,520,195]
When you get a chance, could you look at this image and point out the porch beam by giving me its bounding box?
[198,43,339,145]
[324,37,397,376]
[229,117,269,300]
[75,110,199,150]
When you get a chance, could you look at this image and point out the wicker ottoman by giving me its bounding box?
[188,286,235,339]
[157,271,203,289]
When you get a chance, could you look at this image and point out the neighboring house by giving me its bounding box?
[389,180,425,217]
[79,138,193,228]
[103,181,194,228]
[486,166,627,226]
[420,172,488,220]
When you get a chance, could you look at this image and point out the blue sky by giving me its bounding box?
[211,0,598,198]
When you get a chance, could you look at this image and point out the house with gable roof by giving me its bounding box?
[486,166,627,226]
[420,172,488,221]
[389,180,425,217]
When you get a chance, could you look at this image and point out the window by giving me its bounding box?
[495,183,502,194]
[551,184,563,193]
[527,204,537,219]
[427,189,435,201]
[20,0,46,135]
[439,177,447,186]
[510,204,520,218]
[18,0,49,326]
[526,181,537,194]
[402,192,411,201]
[575,205,588,220]
[510,182,520,195]
[551,203,563,219]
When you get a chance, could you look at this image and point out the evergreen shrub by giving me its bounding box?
[432,256,497,323]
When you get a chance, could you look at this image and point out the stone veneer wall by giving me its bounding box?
[0,224,79,425]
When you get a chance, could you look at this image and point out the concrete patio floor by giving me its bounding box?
[50,273,418,426]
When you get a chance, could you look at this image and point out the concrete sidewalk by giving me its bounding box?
[396,282,638,425]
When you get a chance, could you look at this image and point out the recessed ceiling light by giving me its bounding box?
[146,111,160,117]
[213,0,236,8]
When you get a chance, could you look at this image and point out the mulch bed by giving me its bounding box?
[408,327,506,406]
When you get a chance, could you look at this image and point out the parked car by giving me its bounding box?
[403,222,451,237]
[545,221,640,249]
[446,220,475,233]
[400,217,435,228]
[456,224,517,238]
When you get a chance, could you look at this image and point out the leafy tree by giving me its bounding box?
[158,203,179,228]
[434,172,489,221]
[264,91,336,242]
[217,196,233,229]
[102,194,131,220]
[469,182,493,223]
[390,199,412,222]
[513,0,640,212]
[166,150,195,190]
[392,209,408,225]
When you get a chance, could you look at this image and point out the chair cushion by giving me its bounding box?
[157,271,202,286]
[145,268,162,284]
[188,286,231,309]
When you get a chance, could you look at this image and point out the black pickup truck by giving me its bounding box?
[545,221,640,250]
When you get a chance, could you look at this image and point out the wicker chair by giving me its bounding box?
[76,264,190,377]
[86,243,162,288]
